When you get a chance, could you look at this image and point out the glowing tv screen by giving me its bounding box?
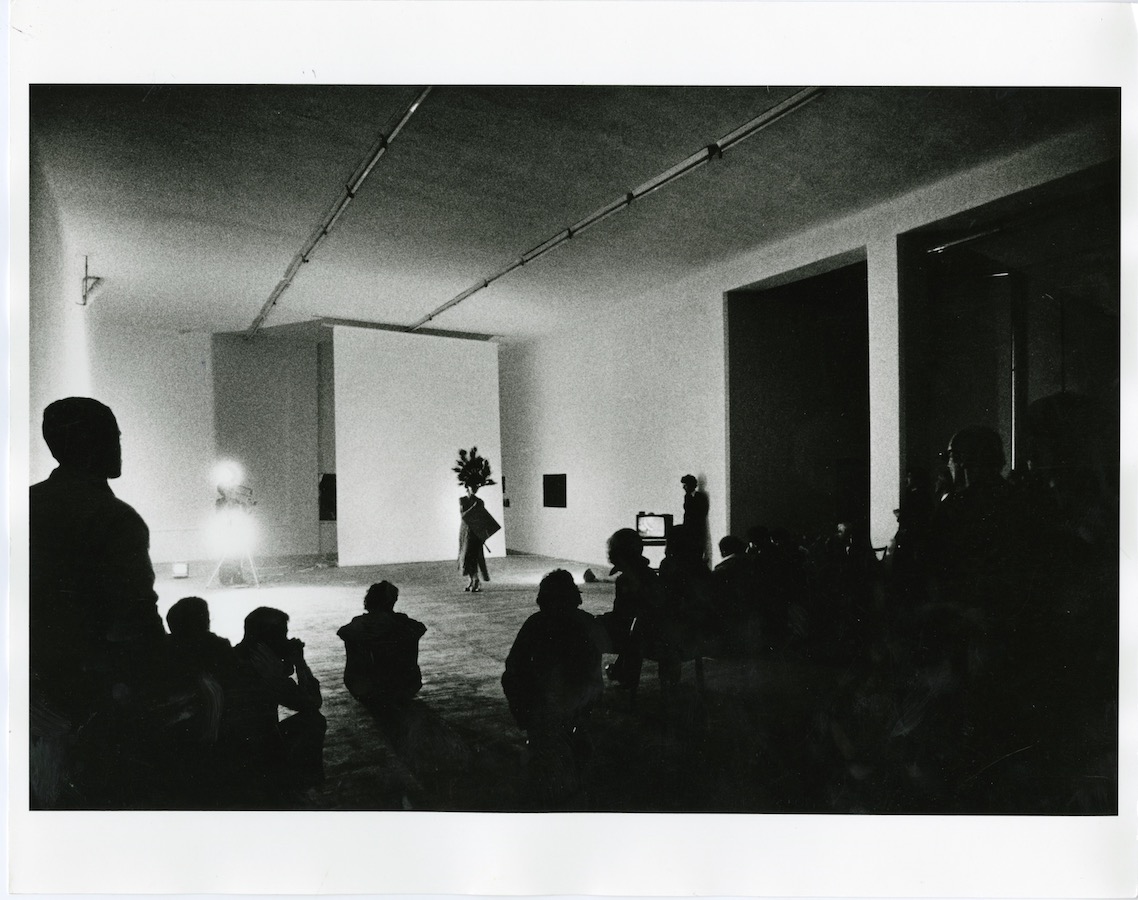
[636,512,672,542]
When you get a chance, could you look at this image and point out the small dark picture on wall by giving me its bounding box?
[543,474,567,508]
[319,473,337,521]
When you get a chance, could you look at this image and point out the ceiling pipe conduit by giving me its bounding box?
[247,85,433,338]
[406,86,824,332]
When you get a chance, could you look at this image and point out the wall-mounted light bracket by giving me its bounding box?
[80,255,102,306]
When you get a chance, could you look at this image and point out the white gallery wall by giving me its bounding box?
[212,330,320,560]
[29,149,219,565]
[334,326,506,566]
[87,320,217,565]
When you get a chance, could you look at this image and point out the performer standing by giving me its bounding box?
[681,473,710,562]
[454,447,499,593]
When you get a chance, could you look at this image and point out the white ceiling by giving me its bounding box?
[31,85,1118,341]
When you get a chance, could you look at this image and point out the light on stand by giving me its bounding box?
[207,459,260,588]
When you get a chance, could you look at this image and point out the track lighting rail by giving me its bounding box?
[246,86,433,338]
[405,86,824,332]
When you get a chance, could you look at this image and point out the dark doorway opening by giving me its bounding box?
[726,259,870,543]
[899,163,1120,495]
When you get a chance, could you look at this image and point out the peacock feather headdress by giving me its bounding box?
[453,446,496,490]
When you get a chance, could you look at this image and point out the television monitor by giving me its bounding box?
[636,512,673,543]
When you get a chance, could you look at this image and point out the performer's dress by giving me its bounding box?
[458,495,490,581]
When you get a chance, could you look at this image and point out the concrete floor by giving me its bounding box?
[156,552,850,813]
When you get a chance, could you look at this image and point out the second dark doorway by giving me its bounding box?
[727,260,871,542]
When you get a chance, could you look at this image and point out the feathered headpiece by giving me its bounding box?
[453,446,496,490]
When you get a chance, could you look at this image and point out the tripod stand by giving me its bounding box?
[206,488,259,588]
[206,550,260,588]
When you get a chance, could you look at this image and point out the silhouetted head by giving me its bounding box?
[681,474,698,493]
[607,527,644,568]
[664,523,688,558]
[1024,391,1100,473]
[42,397,122,478]
[242,606,290,655]
[905,466,930,493]
[166,596,211,637]
[946,425,1006,488]
[771,528,795,549]
[364,580,399,612]
[745,525,770,549]
[719,535,746,558]
[536,568,582,613]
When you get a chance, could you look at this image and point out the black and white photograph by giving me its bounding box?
[8,2,1137,896]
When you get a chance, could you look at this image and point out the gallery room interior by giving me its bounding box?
[25,83,1122,820]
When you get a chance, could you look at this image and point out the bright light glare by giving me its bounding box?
[212,460,244,490]
[206,507,256,558]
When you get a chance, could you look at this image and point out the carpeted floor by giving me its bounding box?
[155,551,1118,815]
[155,552,849,813]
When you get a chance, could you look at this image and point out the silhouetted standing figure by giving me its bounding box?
[681,474,710,561]
[226,607,326,807]
[502,569,603,809]
[338,581,427,706]
[458,486,490,591]
[453,446,498,592]
[29,397,166,808]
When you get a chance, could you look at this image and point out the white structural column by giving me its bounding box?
[865,233,902,550]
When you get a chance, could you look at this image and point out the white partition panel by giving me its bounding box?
[334,326,505,566]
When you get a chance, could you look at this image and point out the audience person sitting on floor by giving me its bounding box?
[917,424,1054,810]
[224,607,326,806]
[745,524,772,561]
[163,596,236,805]
[337,581,427,706]
[29,397,172,809]
[599,528,679,693]
[744,524,791,654]
[502,569,604,809]
[888,466,934,581]
[166,596,237,685]
[713,534,757,651]
[658,523,718,644]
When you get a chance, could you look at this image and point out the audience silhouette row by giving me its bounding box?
[30,396,1116,813]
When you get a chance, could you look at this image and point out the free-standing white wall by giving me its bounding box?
[334,326,505,566]
[212,331,320,560]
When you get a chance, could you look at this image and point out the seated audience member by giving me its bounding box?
[502,569,604,808]
[224,607,326,806]
[163,596,236,805]
[713,534,758,651]
[769,529,809,638]
[888,467,934,582]
[743,524,791,653]
[744,525,772,564]
[166,596,237,684]
[714,535,749,601]
[29,397,169,808]
[337,581,427,705]
[599,528,678,692]
[920,424,1070,811]
[658,524,717,637]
